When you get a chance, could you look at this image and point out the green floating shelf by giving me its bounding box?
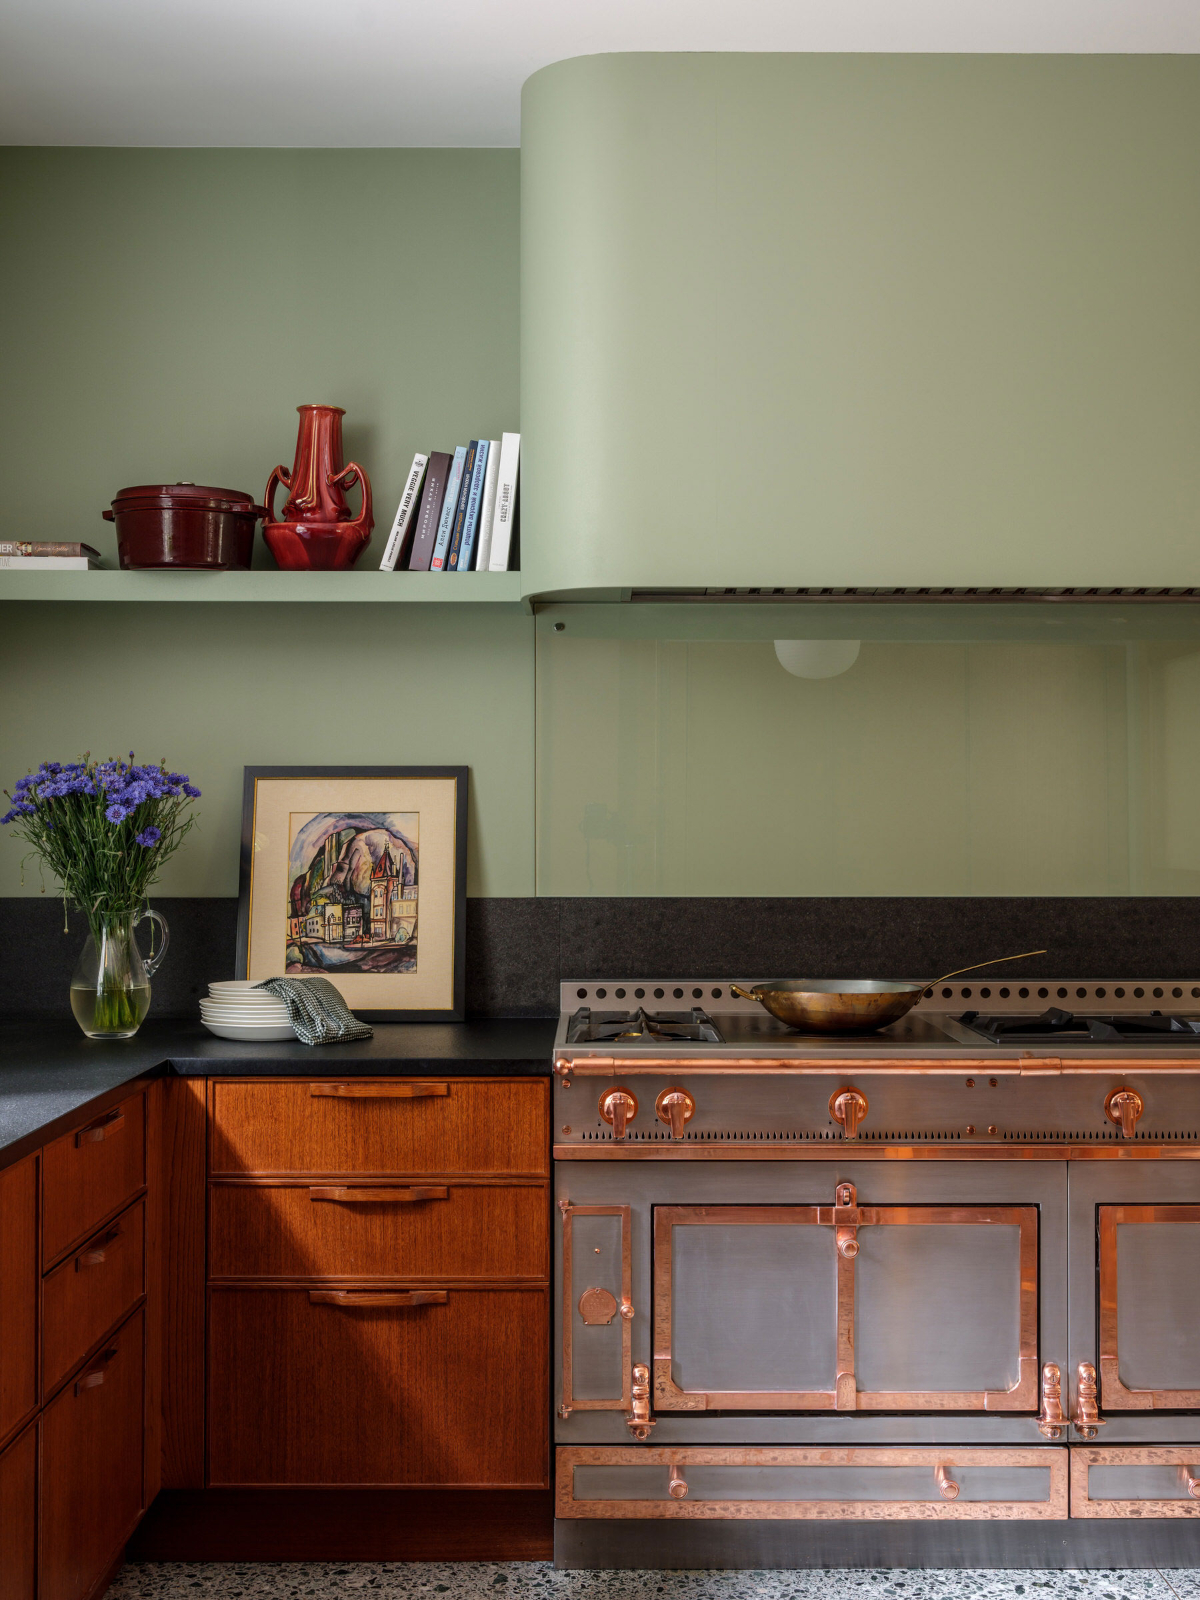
[0,569,525,603]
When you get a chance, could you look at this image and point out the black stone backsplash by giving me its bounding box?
[5,896,1200,1022]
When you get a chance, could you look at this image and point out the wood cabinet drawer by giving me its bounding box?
[557,1446,1069,1520]
[209,1079,548,1177]
[43,1198,146,1398]
[0,1421,36,1600]
[40,1307,144,1600]
[43,1092,145,1266]
[208,1284,548,1487]
[0,1154,38,1447]
[209,1182,548,1280]
[1071,1447,1200,1516]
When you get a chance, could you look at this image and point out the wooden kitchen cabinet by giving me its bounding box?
[43,1198,146,1398]
[0,1420,37,1600]
[208,1180,549,1281]
[40,1307,145,1600]
[207,1284,548,1487]
[206,1076,552,1495]
[209,1078,548,1176]
[0,1153,39,1447]
[42,1092,145,1266]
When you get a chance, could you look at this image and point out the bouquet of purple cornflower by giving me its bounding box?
[2,754,200,938]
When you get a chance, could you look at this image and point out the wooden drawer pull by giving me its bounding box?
[75,1223,122,1269]
[307,1289,448,1308]
[75,1108,125,1146]
[73,1345,118,1395]
[309,1082,449,1099]
[308,1186,449,1204]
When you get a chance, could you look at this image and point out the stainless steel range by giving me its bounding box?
[552,979,1200,1569]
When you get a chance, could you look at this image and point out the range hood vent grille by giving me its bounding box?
[630,588,1200,605]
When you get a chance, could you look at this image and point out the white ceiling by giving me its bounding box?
[1,0,1198,147]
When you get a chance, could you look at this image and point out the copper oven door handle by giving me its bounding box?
[307,1289,449,1307]
[309,1083,449,1099]
[75,1108,125,1145]
[308,1186,449,1203]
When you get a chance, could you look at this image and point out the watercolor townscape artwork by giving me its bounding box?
[286,811,418,974]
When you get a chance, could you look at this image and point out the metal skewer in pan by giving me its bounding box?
[729,950,1047,1034]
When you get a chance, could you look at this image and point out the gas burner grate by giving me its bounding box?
[958,1006,1200,1045]
[567,1005,723,1045]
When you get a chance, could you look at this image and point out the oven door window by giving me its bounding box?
[653,1191,1038,1413]
[1099,1205,1200,1410]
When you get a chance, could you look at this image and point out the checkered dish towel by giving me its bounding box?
[253,976,374,1045]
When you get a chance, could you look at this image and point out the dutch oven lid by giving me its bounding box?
[108,483,262,513]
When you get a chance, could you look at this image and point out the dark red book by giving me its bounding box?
[406,453,453,571]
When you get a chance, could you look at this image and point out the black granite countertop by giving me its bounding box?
[0,1017,557,1170]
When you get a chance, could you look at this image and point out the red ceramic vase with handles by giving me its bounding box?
[262,405,374,570]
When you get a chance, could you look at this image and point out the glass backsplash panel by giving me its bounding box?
[535,619,1200,896]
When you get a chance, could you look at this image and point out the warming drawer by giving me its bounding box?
[556,1447,1069,1519]
[1071,1448,1200,1517]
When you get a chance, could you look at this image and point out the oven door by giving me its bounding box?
[1069,1163,1200,1427]
[654,1187,1038,1414]
[556,1162,1059,1432]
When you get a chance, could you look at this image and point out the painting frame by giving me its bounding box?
[235,765,468,1022]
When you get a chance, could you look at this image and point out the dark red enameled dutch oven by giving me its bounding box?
[103,483,267,569]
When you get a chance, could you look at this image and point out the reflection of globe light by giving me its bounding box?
[773,640,861,679]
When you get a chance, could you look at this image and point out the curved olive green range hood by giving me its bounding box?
[519,54,1200,601]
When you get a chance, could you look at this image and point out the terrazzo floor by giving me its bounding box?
[107,1564,1200,1600]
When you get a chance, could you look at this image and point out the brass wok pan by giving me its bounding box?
[730,951,1045,1035]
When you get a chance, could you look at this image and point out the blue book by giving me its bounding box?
[430,446,467,571]
[452,439,490,571]
[446,440,479,571]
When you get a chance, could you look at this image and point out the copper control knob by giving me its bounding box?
[599,1087,638,1140]
[1104,1086,1144,1141]
[655,1086,696,1141]
[829,1087,868,1141]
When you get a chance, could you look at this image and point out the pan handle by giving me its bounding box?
[928,950,1046,988]
[729,984,762,1003]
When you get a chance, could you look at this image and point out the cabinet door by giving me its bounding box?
[208,1285,548,1487]
[43,1093,145,1266]
[1068,1164,1200,1425]
[40,1308,145,1600]
[0,1154,38,1446]
[653,1184,1037,1413]
[0,1421,36,1600]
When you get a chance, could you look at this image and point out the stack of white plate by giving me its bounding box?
[199,981,295,1041]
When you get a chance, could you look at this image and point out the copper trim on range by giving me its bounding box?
[628,1363,655,1440]
[559,1199,633,1419]
[1070,1447,1200,1517]
[598,1088,638,1141]
[1073,1362,1105,1438]
[556,1446,1070,1521]
[829,1087,868,1140]
[1098,1204,1200,1410]
[555,1143,1200,1162]
[655,1086,697,1140]
[1104,1086,1145,1139]
[651,1183,1038,1414]
[1036,1362,1065,1439]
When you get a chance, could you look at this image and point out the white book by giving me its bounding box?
[0,555,100,569]
[378,453,429,571]
[487,432,520,572]
[473,440,502,572]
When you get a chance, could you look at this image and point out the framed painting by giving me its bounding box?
[235,766,467,1021]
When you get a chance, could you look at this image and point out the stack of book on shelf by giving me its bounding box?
[0,542,102,570]
[379,434,519,573]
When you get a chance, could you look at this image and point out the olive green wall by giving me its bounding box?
[0,149,534,898]
[0,602,534,897]
[521,55,1200,595]
[0,148,520,562]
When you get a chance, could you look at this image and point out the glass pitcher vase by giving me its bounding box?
[70,909,169,1039]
